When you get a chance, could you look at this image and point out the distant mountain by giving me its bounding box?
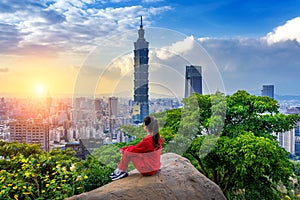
[275,95,300,101]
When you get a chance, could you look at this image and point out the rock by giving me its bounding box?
[66,153,226,200]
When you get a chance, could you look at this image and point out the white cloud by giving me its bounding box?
[198,36,300,95]
[155,35,195,60]
[148,6,172,15]
[265,17,300,45]
[0,0,172,55]
[108,53,133,76]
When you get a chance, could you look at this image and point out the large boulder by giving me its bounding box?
[66,153,226,200]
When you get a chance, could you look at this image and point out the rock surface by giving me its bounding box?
[66,153,226,200]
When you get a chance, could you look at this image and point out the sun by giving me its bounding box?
[35,84,45,95]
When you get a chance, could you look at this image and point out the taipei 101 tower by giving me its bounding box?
[132,16,149,124]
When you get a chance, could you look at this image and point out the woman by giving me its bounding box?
[110,116,163,180]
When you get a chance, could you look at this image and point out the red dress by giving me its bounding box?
[118,135,163,176]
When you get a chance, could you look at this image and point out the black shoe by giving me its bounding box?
[109,169,120,179]
[111,171,128,181]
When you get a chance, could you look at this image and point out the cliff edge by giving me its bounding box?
[66,153,226,200]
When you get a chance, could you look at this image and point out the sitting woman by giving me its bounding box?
[110,116,163,180]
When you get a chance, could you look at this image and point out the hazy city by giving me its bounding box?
[1,0,300,199]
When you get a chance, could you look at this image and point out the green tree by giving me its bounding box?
[0,141,42,158]
[76,155,112,192]
[156,108,181,144]
[224,90,299,138]
[187,132,293,199]
[92,144,122,170]
[120,125,145,139]
[161,90,300,199]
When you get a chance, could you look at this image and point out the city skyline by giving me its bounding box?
[0,0,300,97]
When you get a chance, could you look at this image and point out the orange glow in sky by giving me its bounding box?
[0,54,83,97]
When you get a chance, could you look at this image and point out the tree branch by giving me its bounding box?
[191,152,208,177]
[222,174,231,193]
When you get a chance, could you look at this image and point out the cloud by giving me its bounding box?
[155,35,195,60]
[196,18,300,95]
[198,36,300,95]
[0,23,23,54]
[106,53,133,77]
[265,17,300,45]
[0,0,172,56]
[0,68,9,72]
[40,9,66,24]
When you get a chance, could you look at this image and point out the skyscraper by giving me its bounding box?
[261,85,274,98]
[132,16,149,124]
[108,97,118,117]
[185,65,202,98]
[278,130,295,155]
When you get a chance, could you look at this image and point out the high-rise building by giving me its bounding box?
[46,96,52,112]
[132,16,149,124]
[261,85,274,98]
[278,130,295,155]
[295,122,300,156]
[94,98,102,110]
[185,65,202,98]
[285,107,300,156]
[9,118,50,151]
[108,97,118,117]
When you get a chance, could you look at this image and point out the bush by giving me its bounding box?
[0,142,112,200]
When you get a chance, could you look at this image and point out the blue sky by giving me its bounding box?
[155,0,300,38]
[0,0,300,97]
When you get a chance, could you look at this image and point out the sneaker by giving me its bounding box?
[111,171,128,181]
[109,169,120,179]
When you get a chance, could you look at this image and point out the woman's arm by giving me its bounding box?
[121,136,153,153]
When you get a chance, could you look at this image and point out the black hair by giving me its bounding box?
[143,116,160,149]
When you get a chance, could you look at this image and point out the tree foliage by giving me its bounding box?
[160,90,300,199]
[0,142,112,200]
[186,132,293,199]
[224,90,299,138]
[120,125,145,140]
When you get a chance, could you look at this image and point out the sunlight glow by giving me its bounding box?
[35,84,45,95]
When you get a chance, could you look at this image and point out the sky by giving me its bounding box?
[1,0,300,98]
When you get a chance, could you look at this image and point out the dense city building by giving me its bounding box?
[185,65,202,98]
[108,97,118,117]
[9,118,50,151]
[0,97,7,120]
[280,107,300,156]
[132,16,149,124]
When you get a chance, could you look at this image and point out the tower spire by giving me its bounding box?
[138,16,145,39]
[140,16,143,28]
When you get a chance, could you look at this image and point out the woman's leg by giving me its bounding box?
[118,152,145,172]
[118,152,133,171]
[118,152,155,175]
